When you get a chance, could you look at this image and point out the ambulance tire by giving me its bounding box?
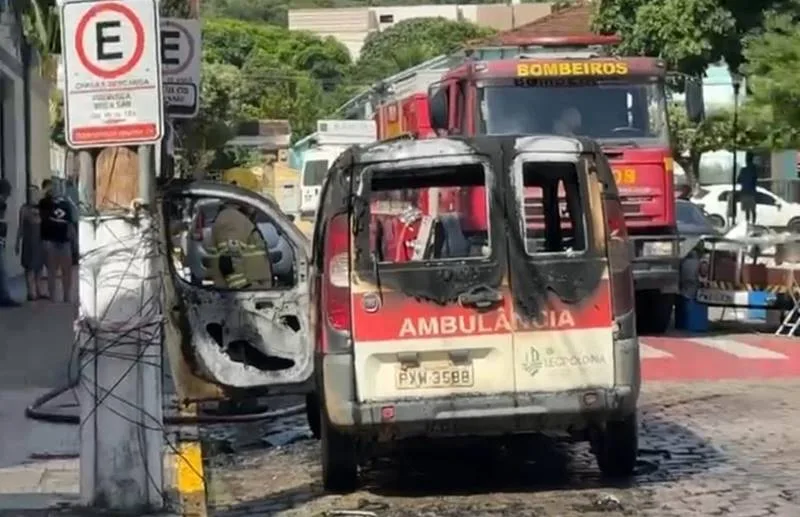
[306,392,321,440]
[636,292,673,334]
[594,415,639,478]
[320,406,358,492]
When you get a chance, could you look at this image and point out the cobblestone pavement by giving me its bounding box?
[201,379,800,517]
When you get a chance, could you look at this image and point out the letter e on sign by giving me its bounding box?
[160,18,202,118]
[60,0,163,148]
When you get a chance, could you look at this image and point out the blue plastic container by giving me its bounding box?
[674,295,709,332]
[747,291,770,321]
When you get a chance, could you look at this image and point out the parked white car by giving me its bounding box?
[691,185,800,232]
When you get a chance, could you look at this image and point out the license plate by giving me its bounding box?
[696,288,734,304]
[396,365,474,390]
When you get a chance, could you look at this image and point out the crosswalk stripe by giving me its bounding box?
[687,337,788,359]
[639,342,673,359]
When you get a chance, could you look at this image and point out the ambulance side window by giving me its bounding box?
[520,162,588,255]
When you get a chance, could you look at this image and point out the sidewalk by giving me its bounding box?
[0,270,185,514]
[0,272,81,511]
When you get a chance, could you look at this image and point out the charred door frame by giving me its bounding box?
[351,153,507,305]
[159,181,314,393]
[503,147,607,320]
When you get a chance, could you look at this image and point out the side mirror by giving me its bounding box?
[428,83,449,132]
[685,78,705,123]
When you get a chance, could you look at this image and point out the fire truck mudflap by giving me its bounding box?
[330,136,638,441]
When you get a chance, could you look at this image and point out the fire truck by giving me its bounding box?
[372,35,683,333]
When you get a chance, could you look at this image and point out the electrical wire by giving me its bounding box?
[22,205,308,502]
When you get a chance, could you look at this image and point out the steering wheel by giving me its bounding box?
[611,126,642,134]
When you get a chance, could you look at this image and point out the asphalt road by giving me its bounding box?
[202,379,800,517]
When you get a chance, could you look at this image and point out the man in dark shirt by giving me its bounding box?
[737,154,758,225]
[39,179,74,302]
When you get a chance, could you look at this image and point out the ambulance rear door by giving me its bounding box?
[506,137,616,395]
[349,149,514,403]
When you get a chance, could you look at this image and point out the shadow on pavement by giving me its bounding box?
[204,411,727,515]
[363,413,725,499]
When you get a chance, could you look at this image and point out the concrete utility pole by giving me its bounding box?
[60,0,166,510]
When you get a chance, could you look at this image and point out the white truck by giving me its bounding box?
[299,120,377,218]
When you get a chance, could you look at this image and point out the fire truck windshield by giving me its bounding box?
[476,78,669,146]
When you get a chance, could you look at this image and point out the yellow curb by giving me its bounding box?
[174,404,207,517]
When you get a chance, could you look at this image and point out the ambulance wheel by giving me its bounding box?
[306,392,321,440]
[636,292,673,334]
[320,406,358,492]
[594,415,639,478]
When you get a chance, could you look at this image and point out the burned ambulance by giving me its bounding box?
[160,135,641,493]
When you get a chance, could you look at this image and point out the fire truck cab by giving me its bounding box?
[374,35,685,333]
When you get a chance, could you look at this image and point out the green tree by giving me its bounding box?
[202,18,351,89]
[19,0,61,134]
[178,62,246,174]
[356,18,495,83]
[238,49,325,136]
[741,4,800,148]
[591,0,791,76]
[202,0,289,26]
[669,102,769,185]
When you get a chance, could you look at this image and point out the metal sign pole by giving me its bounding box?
[62,0,165,510]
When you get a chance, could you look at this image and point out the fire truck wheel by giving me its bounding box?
[306,392,321,440]
[593,415,639,478]
[320,404,358,492]
[636,292,674,334]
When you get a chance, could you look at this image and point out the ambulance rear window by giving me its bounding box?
[519,162,588,255]
[367,164,491,263]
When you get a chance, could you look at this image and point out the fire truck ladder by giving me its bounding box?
[775,278,800,337]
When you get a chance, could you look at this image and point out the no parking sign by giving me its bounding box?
[60,0,164,148]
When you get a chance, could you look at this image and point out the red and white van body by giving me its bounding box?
[314,135,639,439]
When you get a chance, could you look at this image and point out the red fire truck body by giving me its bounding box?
[371,35,680,332]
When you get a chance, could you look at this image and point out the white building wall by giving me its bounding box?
[370,5,461,31]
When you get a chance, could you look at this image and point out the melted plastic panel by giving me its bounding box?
[176,284,312,388]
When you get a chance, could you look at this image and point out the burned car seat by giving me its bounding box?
[257,222,294,281]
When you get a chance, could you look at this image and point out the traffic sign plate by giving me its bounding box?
[61,0,164,148]
[161,18,201,118]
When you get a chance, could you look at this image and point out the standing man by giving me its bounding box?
[738,153,759,226]
[39,179,74,302]
[0,178,21,307]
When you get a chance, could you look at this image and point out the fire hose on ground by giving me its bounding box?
[25,379,307,425]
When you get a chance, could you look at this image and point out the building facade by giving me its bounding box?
[0,4,52,279]
[288,2,554,60]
